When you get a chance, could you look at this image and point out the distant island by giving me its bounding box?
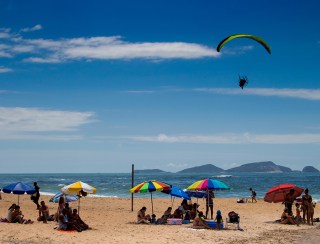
[302,166,319,173]
[134,169,170,174]
[135,161,319,174]
[176,164,224,174]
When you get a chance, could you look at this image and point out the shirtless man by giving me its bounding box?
[38,201,53,223]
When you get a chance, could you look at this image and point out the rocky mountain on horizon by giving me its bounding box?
[176,164,224,174]
[226,161,292,173]
[134,169,170,174]
[302,166,319,172]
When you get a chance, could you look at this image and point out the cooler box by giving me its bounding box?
[206,220,223,229]
[167,218,182,225]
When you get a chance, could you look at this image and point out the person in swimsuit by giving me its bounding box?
[285,189,296,213]
[206,190,215,219]
[301,188,312,223]
[193,211,212,229]
[137,206,151,224]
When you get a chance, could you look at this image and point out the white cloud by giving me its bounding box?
[123,133,320,144]
[0,67,13,73]
[20,24,42,33]
[195,88,320,101]
[0,107,95,140]
[0,28,220,63]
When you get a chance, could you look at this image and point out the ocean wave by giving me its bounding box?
[213,175,233,178]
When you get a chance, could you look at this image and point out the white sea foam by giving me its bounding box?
[214,175,233,178]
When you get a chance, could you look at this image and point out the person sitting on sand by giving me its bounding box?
[173,206,184,219]
[192,211,212,229]
[58,208,82,232]
[137,206,151,224]
[156,207,172,224]
[64,203,73,217]
[280,208,299,226]
[55,196,65,222]
[190,203,200,220]
[38,201,54,223]
[72,209,89,230]
[6,204,17,223]
[10,205,24,223]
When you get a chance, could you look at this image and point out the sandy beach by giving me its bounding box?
[0,194,319,244]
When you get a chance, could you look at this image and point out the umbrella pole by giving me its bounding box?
[171,196,175,208]
[78,192,80,215]
[18,195,20,205]
[151,192,154,215]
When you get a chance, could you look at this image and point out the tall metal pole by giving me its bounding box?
[131,163,134,211]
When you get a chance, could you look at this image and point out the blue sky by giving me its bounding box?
[0,0,320,173]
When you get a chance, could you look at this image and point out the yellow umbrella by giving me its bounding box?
[61,181,96,214]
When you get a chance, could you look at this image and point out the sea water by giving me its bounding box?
[0,172,319,202]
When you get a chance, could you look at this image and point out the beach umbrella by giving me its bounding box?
[186,178,230,210]
[185,190,208,199]
[162,186,191,207]
[264,183,304,203]
[61,181,96,214]
[186,178,230,191]
[129,180,170,214]
[49,192,79,203]
[2,182,36,205]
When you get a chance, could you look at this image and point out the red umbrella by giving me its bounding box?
[264,183,304,203]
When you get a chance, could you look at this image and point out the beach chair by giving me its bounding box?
[225,211,240,230]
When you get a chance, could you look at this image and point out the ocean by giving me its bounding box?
[0,172,319,202]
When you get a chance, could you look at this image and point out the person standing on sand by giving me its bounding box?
[205,189,215,219]
[249,188,257,203]
[285,189,296,213]
[31,182,40,209]
[301,188,312,223]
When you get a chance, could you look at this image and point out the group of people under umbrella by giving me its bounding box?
[130,178,231,229]
[1,180,96,231]
[130,179,315,229]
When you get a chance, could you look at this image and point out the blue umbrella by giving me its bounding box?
[162,186,191,207]
[49,192,79,203]
[2,182,36,205]
[185,190,208,199]
[162,186,191,200]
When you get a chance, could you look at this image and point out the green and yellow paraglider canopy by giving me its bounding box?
[216,34,271,54]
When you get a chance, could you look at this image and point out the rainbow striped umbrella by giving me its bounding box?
[129,180,170,214]
[186,178,230,191]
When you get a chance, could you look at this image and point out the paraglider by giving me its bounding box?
[239,76,248,89]
[216,34,271,54]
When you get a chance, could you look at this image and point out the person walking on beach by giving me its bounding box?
[249,188,257,203]
[31,182,40,209]
[301,188,312,223]
[205,189,215,219]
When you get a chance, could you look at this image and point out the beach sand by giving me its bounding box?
[0,194,319,244]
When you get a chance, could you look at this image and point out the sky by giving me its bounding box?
[0,0,320,173]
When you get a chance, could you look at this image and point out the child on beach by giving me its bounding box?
[214,210,223,230]
[295,203,302,223]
